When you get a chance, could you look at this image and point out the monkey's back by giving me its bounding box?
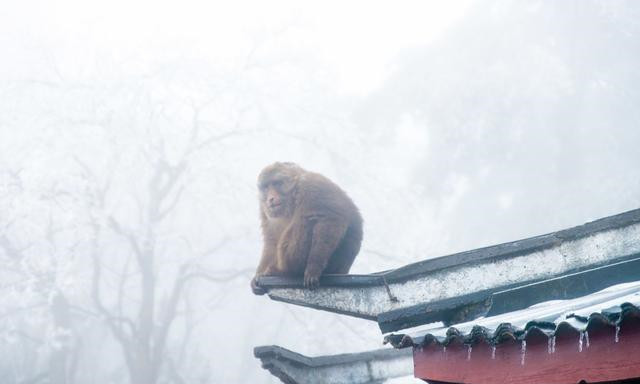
[325,214,363,274]
[301,171,363,274]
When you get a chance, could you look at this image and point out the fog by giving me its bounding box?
[1,1,639,383]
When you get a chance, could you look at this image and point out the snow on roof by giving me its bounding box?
[385,280,640,348]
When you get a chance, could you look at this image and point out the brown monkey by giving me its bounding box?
[251,162,363,295]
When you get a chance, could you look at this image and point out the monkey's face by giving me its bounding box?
[260,182,288,218]
[258,163,300,219]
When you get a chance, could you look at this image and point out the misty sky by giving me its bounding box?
[0,1,473,94]
[1,1,640,383]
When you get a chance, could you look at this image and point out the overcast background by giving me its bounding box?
[1,0,639,383]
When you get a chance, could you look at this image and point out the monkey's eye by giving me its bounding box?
[272,180,283,187]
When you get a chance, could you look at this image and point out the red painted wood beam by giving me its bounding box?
[413,323,640,384]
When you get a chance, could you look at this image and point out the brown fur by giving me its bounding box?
[251,162,363,294]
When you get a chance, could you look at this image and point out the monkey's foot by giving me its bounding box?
[303,271,320,289]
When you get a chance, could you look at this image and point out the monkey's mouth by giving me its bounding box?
[266,203,284,218]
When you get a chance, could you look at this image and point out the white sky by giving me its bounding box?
[1,0,473,94]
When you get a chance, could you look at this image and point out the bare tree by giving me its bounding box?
[78,105,253,384]
[0,174,83,384]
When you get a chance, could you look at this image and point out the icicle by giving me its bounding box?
[551,336,556,353]
[491,345,496,360]
[547,337,553,354]
[467,345,472,361]
[578,331,584,352]
[585,331,590,348]
[520,340,527,366]
[443,346,447,360]
[615,325,620,343]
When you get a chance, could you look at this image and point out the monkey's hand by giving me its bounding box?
[303,269,321,290]
[251,276,267,295]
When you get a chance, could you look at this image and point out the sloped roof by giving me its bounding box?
[384,281,640,349]
[253,345,412,384]
[258,208,640,332]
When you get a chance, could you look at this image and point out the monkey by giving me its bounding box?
[251,162,363,295]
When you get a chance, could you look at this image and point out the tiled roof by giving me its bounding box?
[384,281,640,349]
